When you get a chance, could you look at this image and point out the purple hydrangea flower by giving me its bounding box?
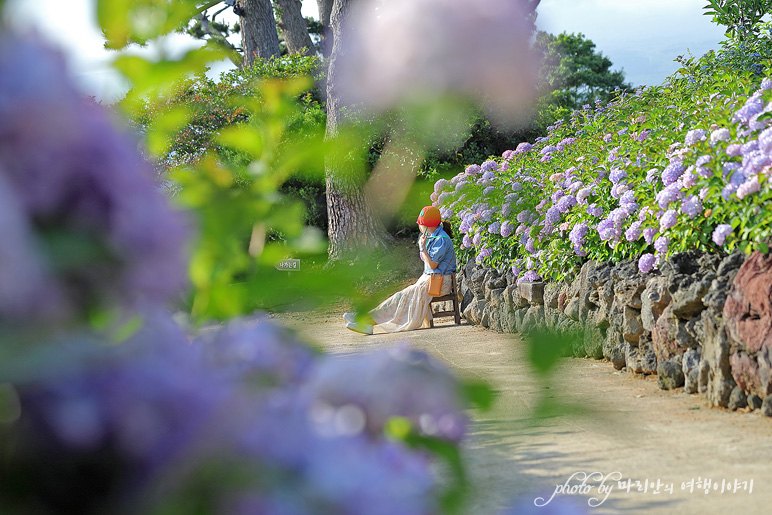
[733,93,764,124]
[488,221,501,234]
[544,206,561,226]
[682,167,698,188]
[472,232,482,246]
[540,145,558,155]
[646,168,660,184]
[726,143,742,157]
[597,219,615,241]
[609,168,627,184]
[638,253,657,274]
[722,183,738,200]
[625,221,643,242]
[710,128,731,145]
[500,221,514,237]
[481,160,497,172]
[603,133,613,142]
[741,139,759,155]
[681,195,703,218]
[517,210,534,224]
[684,129,707,146]
[482,186,495,196]
[465,164,481,175]
[587,203,603,218]
[525,237,536,254]
[568,222,588,248]
[659,209,678,231]
[556,194,577,213]
[654,236,669,254]
[576,186,593,205]
[736,176,761,199]
[712,224,733,246]
[661,162,685,186]
[433,178,451,193]
[514,142,533,153]
[519,270,540,283]
[462,234,472,248]
[656,183,682,209]
[759,127,772,153]
[761,78,772,91]
[643,227,657,244]
[557,137,576,149]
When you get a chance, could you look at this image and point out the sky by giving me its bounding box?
[4,0,727,101]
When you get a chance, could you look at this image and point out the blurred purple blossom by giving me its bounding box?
[0,33,189,323]
[337,0,539,122]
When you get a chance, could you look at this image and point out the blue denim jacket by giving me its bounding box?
[422,225,456,275]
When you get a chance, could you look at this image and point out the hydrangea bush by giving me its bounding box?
[436,30,772,281]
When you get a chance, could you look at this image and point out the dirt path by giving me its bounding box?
[275,312,772,514]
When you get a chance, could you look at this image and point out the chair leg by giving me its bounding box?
[452,275,461,325]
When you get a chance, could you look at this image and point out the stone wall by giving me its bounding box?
[456,250,772,417]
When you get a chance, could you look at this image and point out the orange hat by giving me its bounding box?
[416,206,442,227]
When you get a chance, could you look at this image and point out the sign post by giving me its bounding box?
[275,259,300,272]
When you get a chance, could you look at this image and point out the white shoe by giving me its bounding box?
[343,312,357,324]
[346,321,373,335]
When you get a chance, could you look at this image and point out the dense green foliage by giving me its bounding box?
[703,0,772,40]
[534,31,631,111]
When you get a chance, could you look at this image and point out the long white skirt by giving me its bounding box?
[370,273,453,333]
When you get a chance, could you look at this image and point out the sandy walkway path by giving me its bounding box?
[276,311,772,514]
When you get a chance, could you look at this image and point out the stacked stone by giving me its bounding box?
[457,249,772,416]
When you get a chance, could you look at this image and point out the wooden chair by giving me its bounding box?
[429,274,461,327]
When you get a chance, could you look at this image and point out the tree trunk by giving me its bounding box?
[274,0,315,56]
[316,0,334,56]
[325,0,392,260]
[237,0,280,67]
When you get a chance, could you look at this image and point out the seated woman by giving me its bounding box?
[345,205,456,335]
